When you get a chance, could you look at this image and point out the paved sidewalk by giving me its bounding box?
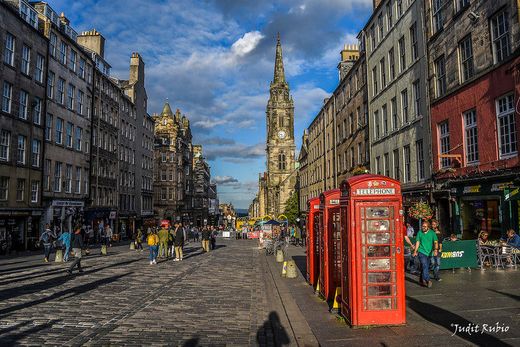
[266,244,520,347]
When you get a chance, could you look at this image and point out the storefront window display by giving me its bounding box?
[461,199,501,239]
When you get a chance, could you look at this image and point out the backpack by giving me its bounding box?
[41,231,50,244]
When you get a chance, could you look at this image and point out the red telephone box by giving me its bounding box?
[340,174,406,326]
[306,197,321,287]
[318,189,341,301]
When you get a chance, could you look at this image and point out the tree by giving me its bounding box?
[283,192,299,225]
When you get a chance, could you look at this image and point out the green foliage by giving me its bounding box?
[283,192,299,225]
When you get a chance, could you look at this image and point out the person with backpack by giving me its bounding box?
[67,227,84,275]
[147,230,159,265]
[174,222,185,261]
[58,230,72,262]
[39,224,56,262]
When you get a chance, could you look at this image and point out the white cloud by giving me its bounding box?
[231,31,265,57]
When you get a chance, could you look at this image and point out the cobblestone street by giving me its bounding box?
[0,239,303,346]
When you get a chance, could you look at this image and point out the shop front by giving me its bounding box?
[84,208,117,240]
[44,200,85,234]
[0,210,42,252]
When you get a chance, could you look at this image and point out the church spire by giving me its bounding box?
[273,33,286,84]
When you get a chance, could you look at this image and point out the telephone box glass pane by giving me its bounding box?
[367,245,391,257]
[367,258,390,270]
[366,207,389,218]
[366,233,391,244]
[367,298,392,310]
[332,210,341,283]
[368,285,392,296]
[367,220,390,231]
[368,272,392,283]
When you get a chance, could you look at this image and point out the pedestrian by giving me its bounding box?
[202,226,211,252]
[86,225,94,252]
[39,224,56,262]
[67,227,84,275]
[210,226,217,250]
[404,222,417,274]
[413,221,439,288]
[174,222,185,261]
[105,224,113,247]
[431,219,443,281]
[135,228,143,251]
[58,229,72,262]
[147,229,159,265]
[158,225,169,258]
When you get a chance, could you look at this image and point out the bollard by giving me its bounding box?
[331,287,341,313]
[276,249,284,263]
[281,261,287,277]
[101,244,107,255]
[286,260,297,278]
[55,249,63,262]
[130,242,135,250]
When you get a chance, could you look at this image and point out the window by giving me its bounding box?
[393,149,400,180]
[21,45,31,75]
[16,179,25,201]
[49,32,57,57]
[69,50,77,71]
[376,156,381,175]
[455,0,469,12]
[387,1,393,29]
[31,181,38,203]
[397,0,402,17]
[463,109,478,164]
[35,54,45,83]
[388,48,395,80]
[75,167,81,194]
[378,13,384,40]
[17,135,26,165]
[384,153,390,177]
[410,23,418,61]
[416,140,425,180]
[79,58,86,79]
[59,41,67,65]
[161,188,167,200]
[398,36,406,72]
[370,25,376,51]
[278,152,287,170]
[19,90,28,120]
[435,56,446,98]
[459,35,474,82]
[0,177,8,200]
[391,97,398,130]
[45,114,53,141]
[47,71,55,99]
[0,130,10,161]
[413,80,421,117]
[432,0,443,33]
[372,67,378,96]
[66,122,73,147]
[401,89,409,123]
[55,118,63,144]
[382,104,388,135]
[75,127,82,151]
[380,58,386,88]
[43,159,50,191]
[349,113,354,135]
[439,121,450,168]
[496,94,517,157]
[161,152,166,162]
[67,84,75,110]
[27,99,38,127]
[31,139,40,167]
[86,96,92,118]
[491,10,510,64]
[65,164,72,193]
[374,110,380,140]
[350,147,355,168]
[57,78,65,104]
[4,33,15,66]
[77,90,84,115]
[83,168,89,195]
[404,145,411,182]
[2,82,13,114]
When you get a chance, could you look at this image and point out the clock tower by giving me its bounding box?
[265,34,296,217]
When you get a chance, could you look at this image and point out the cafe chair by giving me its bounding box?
[477,245,498,269]
[497,246,517,269]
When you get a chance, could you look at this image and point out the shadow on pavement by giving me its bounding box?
[0,262,52,275]
[182,337,199,347]
[406,296,510,347]
[0,319,61,343]
[487,288,520,301]
[0,267,65,286]
[0,273,131,317]
[256,311,290,347]
[291,255,307,278]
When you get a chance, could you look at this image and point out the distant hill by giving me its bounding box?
[235,209,248,217]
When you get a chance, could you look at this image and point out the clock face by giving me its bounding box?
[278,130,286,139]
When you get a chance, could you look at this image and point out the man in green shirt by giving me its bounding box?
[413,221,438,288]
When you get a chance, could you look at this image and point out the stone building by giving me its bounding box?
[426,0,520,238]
[31,3,94,234]
[192,144,211,227]
[363,0,431,215]
[153,103,193,224]
[0,0,47,250]
[77,29,119,232]
[255,36,297,219]
[208,183,219,225]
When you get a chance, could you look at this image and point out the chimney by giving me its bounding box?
[338,44,360,81]
[59,12,70,26]
[129,52,145,84]
[77,29,106,58]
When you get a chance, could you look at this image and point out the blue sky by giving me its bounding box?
[47,0,373,209]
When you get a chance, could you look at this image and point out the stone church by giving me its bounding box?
[252,35,297,219]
